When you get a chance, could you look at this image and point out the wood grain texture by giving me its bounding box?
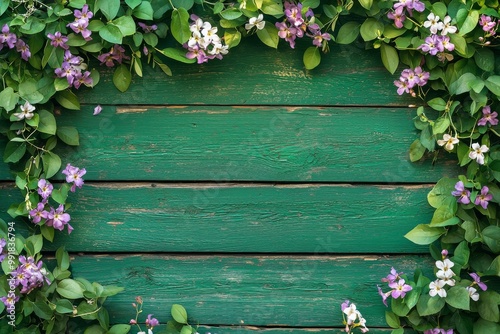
[0,106,456,183]
[78,40,414,107]
[1,182,431,253]
[67,254,432,326]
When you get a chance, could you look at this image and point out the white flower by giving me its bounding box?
[469,143,489,165]
[429,279,447,297]
[93,105,102,116]
[245,14,265,31]
[441,16,457,35]
[424,13,444,34]
[440,275,456,286]
[466,286,480,301]
[437,134,459,151]
[189,18,204,33]
[435,258,455,279]
[343,303,358,325]
[13,101,36,120]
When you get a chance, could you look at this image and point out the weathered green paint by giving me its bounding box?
[1,183,431,253]
[138,326,415,334]
[68,254,432,326]
[0,106,458,182]
[79,41,414,107]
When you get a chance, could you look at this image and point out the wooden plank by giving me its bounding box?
[129,326,413,334]
[1,183,431,253]
[17,106,456,183]
[67,254,432,326]
[79,40,413,107]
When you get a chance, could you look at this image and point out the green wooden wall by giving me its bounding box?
[0,40,458,332]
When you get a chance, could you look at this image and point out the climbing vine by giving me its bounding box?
[0,0,499,333]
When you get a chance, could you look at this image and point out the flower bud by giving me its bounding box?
[441,249,448,258]
[130,319,137,325]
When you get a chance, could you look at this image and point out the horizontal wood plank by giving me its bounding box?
[66,254,432,327]
[78,40,413,107]
[0,106,457,182]
[1,183,431,253]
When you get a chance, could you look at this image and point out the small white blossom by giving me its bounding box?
[13,101,36,120]
[436,258,455,279]
[343,303,358,325]
[441,16,457,35]
[466,286,480,301]
[424,13,444,34]
[245,14,266,31]
[469,143,489,165]
[429,279,447,298]
[437,134,459,151]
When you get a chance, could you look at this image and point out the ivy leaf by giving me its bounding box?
[42,152,62,178]
[57,126,80,146]
[157,48,196,64]
[336,22,360,44]
[96,0,120,21]
[113,65,132,92]
[132,1,154,20]
[108,324,132,334]
[19,79,44,104]
[459,10,479,36]
[358,0,373,10]
[112,16,136,36]
[385,311,400,328]
[125,0,141,9]
[303,47,321,70]
[172,0,195,10]
[38,109,57,135]
[473,319,500,334]
[171,8,191,44]
[446,286,470,310]
[257,22,279,49]
[3,141,26,163]
[220,8,243,20]
[474,48,495,72]
[56,279,85,299]
[485,76,500,96]
[171,304,188,323]
[55,90,80,110]
[380,43,398,74]
[409,139,426,162]
[99,24,123,44]
[0,87,19,111]
[55,299,74,314]
[427,97,447,111]
[33,301,53,320]
[449,73,476,95]
[417,294,446,316]
[224,29,241,48]
[360,18,383,41]
[405,224,446,245]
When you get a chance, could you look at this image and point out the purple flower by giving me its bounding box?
[37,179,53,199]
[73,71,93,89]
[451,181,470,204]
[474,186,492,209]
[46,204,73,233]
[1,292,19,308]
[276,22,298,49]
[340,300,350,311]
[479,15,497,35]
[67,20,92,40]
[13,256,51,294]
[0,238,7,262]
[185,44,209,64]
[377,285,389,306]
[94,105,102,116]
[55,63,78,86]
[62,163,86,192]
[424,329,454,334]
[409,0,425,12]
[469,272,487,291]
[138,22,158,33]
[0,24,17,49]
[388,279,412,298]
[414,66,429,86]
[146,314,160,327]
[394,79,410,95]
[309,30,331,47]
[29,202,49,224]
[387,7,406,28]
[98,45,130,67]
[381,267,402,283]
[74,4,93,21]
[418,35,440,55]
[15,39,30,61]
[47,31,69,49]
[436,35,454,52]
[477,106,498,126]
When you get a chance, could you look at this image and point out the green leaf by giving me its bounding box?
[56,279,85,299]
[336,22,360,44]
[405,224,446,245]
[257,23,279,49]
[172,0,195,10]
[220,8,243,20]
[0,87,19,112]
[56,247,70,271]
[478,291,500,322]
[125,0,141,9]
[428,178,458,209]
[113,16,136,36]
[449,73,476,95]
[171,304,188,323]
[417,294,446,316]
[157,48,196,64]
[157,62,172,76]
[385,310,400,328]
[431,2,447,19]
[360,18,383,42]
[303,47,321,70]
[380,43,398,74]
[96,0,120,20]
[55,299,74,314]
[482,225,500,241]
[55,90,80,110]
[19,79,44,104]
[42,152,62,178]
[459,10,479,36]
[100,285,124,297]
[449,33,467,57]
[33,301,53,320]
[391,329,404,334]
[133,1,154,20]
[451,240,470,268]
[485,76,500,96]
[40,224,54,242]
[391,297,410,316]
[4,141,27,163]
[358,0,373,10]
[446,286,470,310]
[107,324,131,334]
[37,109,57,135]
[99,24,123,44]
[113,65,132,93]
[428,97,447,111]
[84,325,107,334]
[57,126,80,146]
[27,234,43,254]
[224,29,241,48]
[474,48,495,72]
[171,8,191,44]
[473,319,500,334]
[51,183,70,204]
[409,139,426,162]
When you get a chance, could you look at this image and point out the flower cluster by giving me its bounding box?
[275,2,331,49]
[55,50,93,89]
[393,66,429,96]
[387,0,425,28]
[62,163,87,192]
[0,238,7,262]
[0,24,31,60]
[452,181,493,209]
[11,256,50,295]
[67,4,93,40]
[477,105,498,126]
[429,251,455,298]
[377,267,412,306]
[130,296,160,334]
[418,13,456,58]
[341,300,369,333]
[479,14,497,37]
[184,15,228,64]
[424,329,453,334]
[98,45,130,67]
[0,291,19,309]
